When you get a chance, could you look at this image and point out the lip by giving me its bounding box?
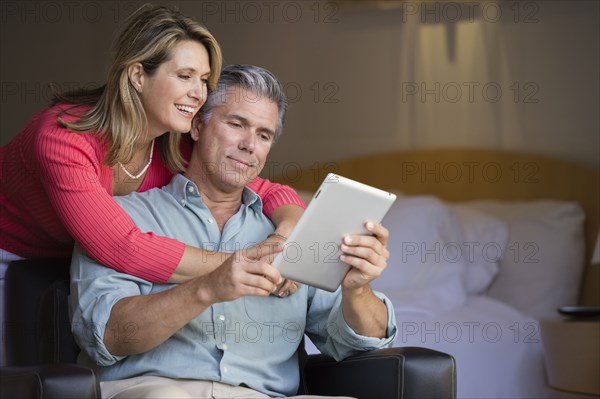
[227,156,254,168]
[174,104,197,118]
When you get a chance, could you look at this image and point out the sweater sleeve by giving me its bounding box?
[35,125,184,283]
[247,176,306,218]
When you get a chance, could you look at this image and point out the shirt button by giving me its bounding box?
[208,218,214,224]
[222,344,228,350]
[180,199,185,206]
[218,315,225,321]
[223,366,228,373]
[188,186,194,193]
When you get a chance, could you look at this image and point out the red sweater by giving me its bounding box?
[0,105,304,282]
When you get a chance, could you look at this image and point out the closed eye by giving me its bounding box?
[259,133,273,142]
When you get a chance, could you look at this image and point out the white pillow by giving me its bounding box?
[371,196,469,317]
[462,200,585,320]
[448,205,509,295]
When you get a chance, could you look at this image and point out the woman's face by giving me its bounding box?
[138,40,211,139]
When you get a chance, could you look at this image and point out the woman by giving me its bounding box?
[0,5,304,284]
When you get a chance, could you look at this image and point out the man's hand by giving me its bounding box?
[340,222,390,291]
[337,222,390,338]
[201,246,284,304]
[244,233,301,298]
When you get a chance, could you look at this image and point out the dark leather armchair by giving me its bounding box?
[1,259,456,399]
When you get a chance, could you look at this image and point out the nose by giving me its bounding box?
[189,77,207,104]
[239,131,256,153]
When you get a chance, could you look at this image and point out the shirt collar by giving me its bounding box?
[165,173,263,213]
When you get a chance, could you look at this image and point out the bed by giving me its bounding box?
[271,148,599,399]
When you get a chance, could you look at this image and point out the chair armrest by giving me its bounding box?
[303,347,456,399]
[0,364,100,399]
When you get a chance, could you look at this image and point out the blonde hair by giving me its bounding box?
[54,4,222,171]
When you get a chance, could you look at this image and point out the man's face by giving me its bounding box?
[191,87,279,192]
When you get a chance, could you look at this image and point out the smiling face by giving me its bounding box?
[134,40,211,138]
[189,87,279,193]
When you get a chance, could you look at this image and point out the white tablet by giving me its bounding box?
[273,173,397,292]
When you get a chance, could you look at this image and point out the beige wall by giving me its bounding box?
[1,1,598,173]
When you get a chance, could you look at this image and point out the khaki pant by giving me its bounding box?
[101,376,355,399]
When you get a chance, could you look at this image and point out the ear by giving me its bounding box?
[127,63,145,93]
[190,114,203,141]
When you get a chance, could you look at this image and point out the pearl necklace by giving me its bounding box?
[118,139,154,180]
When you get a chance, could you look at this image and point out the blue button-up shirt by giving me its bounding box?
[70,174,397,397]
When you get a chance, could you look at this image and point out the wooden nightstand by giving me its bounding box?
[540,318,600,398]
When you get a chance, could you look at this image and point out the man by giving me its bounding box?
[70,64,397,399]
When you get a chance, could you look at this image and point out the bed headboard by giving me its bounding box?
[270,148,599,305]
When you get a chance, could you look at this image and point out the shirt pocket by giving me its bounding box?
[243,295,306,331]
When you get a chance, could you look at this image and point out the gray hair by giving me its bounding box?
[198,64,288,141]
